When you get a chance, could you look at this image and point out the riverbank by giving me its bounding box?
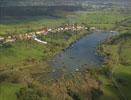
[0,30,101,100]
[96,33,131,100]
[0,29,91,79]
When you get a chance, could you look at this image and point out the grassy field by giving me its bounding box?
[0,83,22,100]
[98,33,131,100]
[97,75,120,100]
[0,18,65,35]
[0,82,51,100]
[0,30,86,68]
[115,17,131,33]
[113,65,131,100]
[74,11,129,29]
[0,10,130,35]
[0,40,48,65]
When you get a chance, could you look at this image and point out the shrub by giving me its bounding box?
[0,73,9,82]
[10,73,21,83]
[16,87,42,100]
[1,43,12,48]
[67,89,82,100]
[91,88,103,100]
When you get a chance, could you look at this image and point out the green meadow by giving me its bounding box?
[75,11,129,29]
[0,83,22,100]
[0,30,86,67]
[98,33,131,100]
[0,11,130,35]
[97,75,120,100]
[0,18,65,35]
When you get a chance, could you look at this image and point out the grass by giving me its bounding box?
[115,18,131,33]
[98,33,131,100]
[0,83,51,100]
[0,18,65,35]
[0,40,47,66]
[74,11,129,29]
[0,83,22,100]
[0,33,61,66]
[113,65,131,100]
[98,75,120,100]
[0,10,130,35]
[0,30,86,68]
[119,39,131,65]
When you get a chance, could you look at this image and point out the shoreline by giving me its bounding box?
[0,30,89,70]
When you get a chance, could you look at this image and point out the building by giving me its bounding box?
[0,37,4,43]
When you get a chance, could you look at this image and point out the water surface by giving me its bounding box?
[50,31,118,72]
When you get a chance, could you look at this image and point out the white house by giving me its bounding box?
[5,38,16,43]
[0,37,4,43]
[48,28,52,32]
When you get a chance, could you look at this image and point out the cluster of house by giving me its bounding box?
[0,24,88,44]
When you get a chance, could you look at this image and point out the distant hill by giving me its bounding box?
[0,0,131,6]
[0,0,130,23]
[1,0,76,6]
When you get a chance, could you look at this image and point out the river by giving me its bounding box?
[33,31,118,82]
[50,31,118,72]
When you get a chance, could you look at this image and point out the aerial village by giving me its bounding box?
[0,24,88,44]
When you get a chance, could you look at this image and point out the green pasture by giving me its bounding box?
[0,10,130,35]
[0,83,22,100]
[98,33,131,100]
